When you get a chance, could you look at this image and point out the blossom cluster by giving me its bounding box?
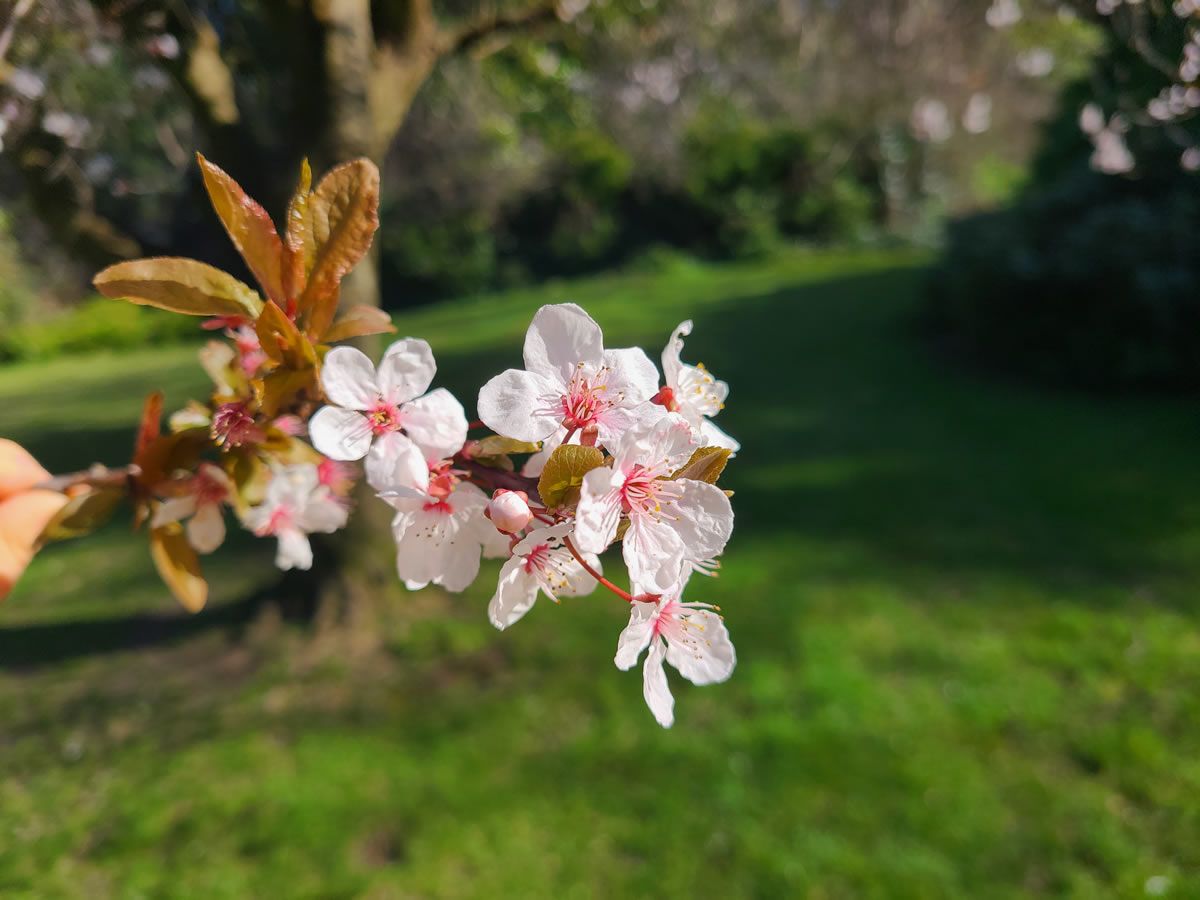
[42,155,741,729]
[307,303,740,727]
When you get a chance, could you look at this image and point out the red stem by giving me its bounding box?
[562,534,634,603]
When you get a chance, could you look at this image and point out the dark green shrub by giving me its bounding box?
[929,169,1200,389]
[682,118,881,256]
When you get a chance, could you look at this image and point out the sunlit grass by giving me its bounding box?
[1,248,1199,897]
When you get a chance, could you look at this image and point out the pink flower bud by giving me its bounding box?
[487,489,533,534]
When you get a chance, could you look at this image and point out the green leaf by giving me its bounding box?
[322,305,395,343]
[38,487,124,544]
[150,523,208,613]
[197,153,286,304]
[538,444,605,510]
[94,257,263,319]
[256,300,318,369]
[670,446,732,484]
[473,436,542,458]
[282,159,314,299]
[298,159,380,326]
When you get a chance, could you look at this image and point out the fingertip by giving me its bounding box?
[0,440,52,499]
[0,490,68,601]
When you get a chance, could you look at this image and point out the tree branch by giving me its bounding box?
[436,1,562,58]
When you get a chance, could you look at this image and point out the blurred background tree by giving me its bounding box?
[930,0,1200,391]
[0,0,1099,330]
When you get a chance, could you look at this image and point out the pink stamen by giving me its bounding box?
[212,402,264,449]
[365,401,402,436]
[523,543,551,575]
[557,365,620,430]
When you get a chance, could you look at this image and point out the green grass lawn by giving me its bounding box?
[2,248,1200,898]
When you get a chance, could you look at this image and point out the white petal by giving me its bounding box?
[477,368,560,443]
[595,402,666,456]
[401,388,468,463]
[645,413,699,473]
[186,502,226,554]
[643,641,675,728]
[555,548,601,597]
[436,541,482,593]
[269,463,321,502]
[614,601,657,670]
[320,346,378,410]
[395,512,446,587]
[671,479,734,561]
[523,302,604,381]
[613,411,695,473]
[512,521,576,553]
[377,338,436,404]
[275,528,313,571]
[624,515,687,594]
[699,418,740,456]
[366,432,428,493]
[309,406,373,461]
[150,495,197,529]
[478,513,513,559]
[602,347,660,406]
[297,491,349,534]
[573,466,624,554]
[488,559,540,630]
[676,363,729,419]
[666,607,736,686]
[662,320,692,387]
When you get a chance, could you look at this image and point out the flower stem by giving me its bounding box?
[34,464,141,495]
[562,534,634,603]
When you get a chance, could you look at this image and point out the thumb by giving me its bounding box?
[0,489,68,600]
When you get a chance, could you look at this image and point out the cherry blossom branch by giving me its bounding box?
[562,533,635,603]
[34,464,142,495]
[455,455,541,501]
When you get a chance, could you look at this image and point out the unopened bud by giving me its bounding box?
[486,489,533,534]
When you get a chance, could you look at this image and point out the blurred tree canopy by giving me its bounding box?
[1,0,1097,316]
[930,1,1200,391]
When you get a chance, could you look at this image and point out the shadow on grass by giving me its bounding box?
[4,263,1200,668]
[676,268,1200,593]
[0,593,260,671]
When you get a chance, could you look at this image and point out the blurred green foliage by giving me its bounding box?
[930,8,1200,390]
[385,117,885,298]
[0,297,200,363]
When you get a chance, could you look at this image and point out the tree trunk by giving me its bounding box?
[306,0,430,634]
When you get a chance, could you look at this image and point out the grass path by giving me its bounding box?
[1,249,1199,898]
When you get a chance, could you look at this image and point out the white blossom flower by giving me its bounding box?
[1016,48,1056,78]
[477,303,659,451]
[150,463,232,554]
[242,463,348,571]
[488,523,601,629]
[574,413,733,592]
[309,339,468,489]
[615,576,736,728]
[373,435,498,592]
[1090,126,1135,174]
[1079,103,1106,136]
[910,98,953,144]
[655,320,738,454]
[985,0,1022,27]
[962,93,993,135]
